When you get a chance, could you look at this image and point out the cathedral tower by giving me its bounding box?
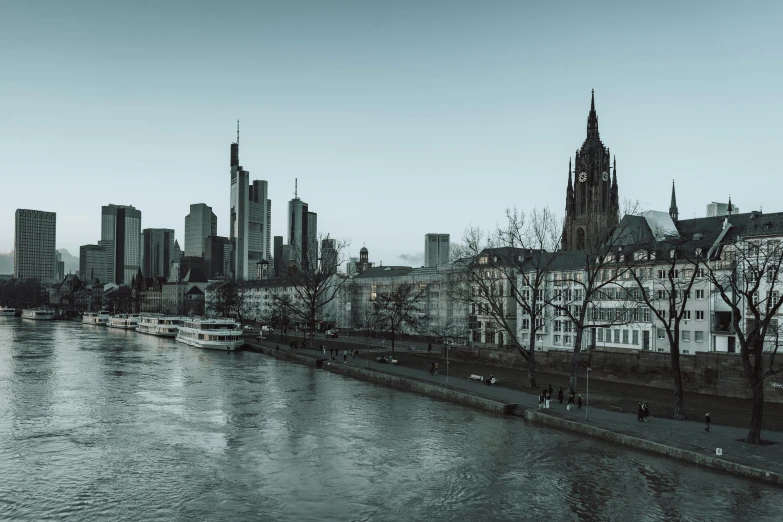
[562,90,620,250]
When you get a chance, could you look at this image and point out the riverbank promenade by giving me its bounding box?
[248,338,783,486]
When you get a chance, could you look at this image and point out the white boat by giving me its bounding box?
[21,308,55,320]
[136,315,183,337]
[108,313,141,329]
[82,311,111,326]
[175,318,244,351]
[0,306,16,317]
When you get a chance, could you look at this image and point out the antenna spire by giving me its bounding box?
[295,178,298,199]
[237,120,239,145]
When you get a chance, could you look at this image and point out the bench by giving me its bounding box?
[468,374,485,382]
[609,406,623,413]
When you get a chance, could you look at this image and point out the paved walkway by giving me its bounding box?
[249,339,783,479]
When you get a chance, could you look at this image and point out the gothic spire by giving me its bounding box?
[566,158,574,216]
[587,89,599,138]
[727,195,733,217]
[669,179,679,222]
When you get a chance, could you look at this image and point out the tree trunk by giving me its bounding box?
[569,328,584,392]
[747,379,764,443]
[526,330,537,388]
[670,346,686,420]
[391,329,396,359]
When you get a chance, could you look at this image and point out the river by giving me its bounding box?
[0,319,779,521]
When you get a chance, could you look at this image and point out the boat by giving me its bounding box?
[82,311,111,326]
[21,308,55,320]
[108,313,141,329]
[136,315,183,337]
[0,306,16,317]
[175,317,244,351]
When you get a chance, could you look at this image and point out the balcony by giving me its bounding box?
[711,311,736,335]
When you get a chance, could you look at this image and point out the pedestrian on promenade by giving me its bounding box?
[428,343,432,353]
[434,362,439,374]
[637,403,644,422]
[545,391,551,409]
[322,345,326,355]
[343,350,347,363]
[567,394,574,411]
[276,344,279,351]
[428,362,434,375]
[643,402,650,422]
[577,395,582,411]
[558,387,564,404]
[538,393,544,410]
[704,413,711,432]
[548,384,553,397]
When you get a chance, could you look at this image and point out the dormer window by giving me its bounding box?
[695,247,702,257]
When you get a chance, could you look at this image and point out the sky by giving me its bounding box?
[1,0,781,267]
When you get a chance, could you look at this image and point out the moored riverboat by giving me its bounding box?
[108,313,141,329]
[136,315,183,337]
[175,318,244,351]
[21,308,55,320]
[0,306,16,317]
[82,311,111,326]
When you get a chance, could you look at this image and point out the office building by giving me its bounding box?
[184,204,217,257]
[101,204,141,284]
[287,192,317,269]
[80,244,108,283]
[204,235,231,279]
[249,180,271,270]
[273,235,284,277]
[424,233,450,268]
[142,228,176,280]
[707,201,740,217]
[321,238,337,274]
[14,209,56,281]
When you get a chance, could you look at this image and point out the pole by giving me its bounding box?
[446,340,449,385]
[586,367,591,421]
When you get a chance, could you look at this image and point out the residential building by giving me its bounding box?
[184,203,217,257]
[162,267,209,315]
[141,228,176,280]
[14,209,56,282]
[424,233,450,268]
[101,204,141,284]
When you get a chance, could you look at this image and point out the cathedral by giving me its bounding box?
[562,90,620,251]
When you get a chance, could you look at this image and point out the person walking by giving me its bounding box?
[548,384,553,397]
[567,393,574,411]
[538,393,544,410]
[545,390,551,409]
[428,362,435,375]
[433,362,439,374]
[637,403,644,422]
[322,345,326,355]
[643,402,650,422]
[343,350,347,363]
[704,413,711,432]
[577,395,583,411]
[558,387,564,404]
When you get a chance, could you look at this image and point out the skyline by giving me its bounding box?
[2,1,782,267]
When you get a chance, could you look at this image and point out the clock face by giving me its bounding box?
[578,172,587,183]
[602,171,609,182]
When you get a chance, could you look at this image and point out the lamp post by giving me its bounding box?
[586,367,592,421]
[445,339,450,385]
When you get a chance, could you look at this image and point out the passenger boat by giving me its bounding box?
[0,306,16,317]
[82,311,111,326]
[175,318,244,351]
[21,308,55,320]
[108,313,141,329]
[136,315,183,337]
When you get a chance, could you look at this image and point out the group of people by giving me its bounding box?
[637,402,651,422]
[321,346,359,362]
[538,385,582,411]
[427,361,439,375]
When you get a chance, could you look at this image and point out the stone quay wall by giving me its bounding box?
[445,346,783,403]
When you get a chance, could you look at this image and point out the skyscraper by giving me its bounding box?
[142,228,176,279]
[424,234,450,268]
[321,238,337,274]
[80,244,107,282]
[184,203,217,257]
[249,180,271,268]
[204,235,231,279]
[287,189,317,269]
[14,209,56,281]
[273,235,284,277]
[101,204,142,284]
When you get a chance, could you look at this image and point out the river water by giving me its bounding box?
[0,319,779,521]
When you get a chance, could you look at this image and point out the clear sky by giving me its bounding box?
[1,0,781,266]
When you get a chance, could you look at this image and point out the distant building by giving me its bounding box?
[14,209,57,282]
[321,238,338,274]
[141,228,176,280]
[184,203,217,257]
[273,235,284,277]
[80,244,107,282]
[707,200,740,217]
[101,204,141,284]
[249,180,272,273]
[351,247,374,275]
[287,192,317,269]
[424,233,450,268]
[55,251,65,282]
[204,235,231,279]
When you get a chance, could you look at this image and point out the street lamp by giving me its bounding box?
[586,367,592,421]
[445,339,450,385]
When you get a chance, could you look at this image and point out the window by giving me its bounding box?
[613,329,620,343]
[657,309,666,319]
[643,309,651,322]
[683,311,691,320]
[696,311,704,320]
[604,328,611,341]
[657,328,666,339]
[564,336,571,345]
[657,270,666,279]
[622,330,629,344]
[597,328,604,341]
[554,335,561,344]
[682,330,690,341]
[632,330,639,345]
[554,321,562,332]
[695,331,704,342]
[696,289,705,300]
[657,290,666,300]
[521,318,530,330]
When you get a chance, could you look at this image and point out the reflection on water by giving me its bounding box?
[0,319,780,522]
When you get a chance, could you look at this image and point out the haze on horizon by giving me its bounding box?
[1,0,781,268]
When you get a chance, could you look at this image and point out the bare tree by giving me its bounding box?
[355,303,384,365]
[373,283,427,359]
[450,207,561,388]
[272,235,353,349]
[209,280,251,322]
[706,228,783,443]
